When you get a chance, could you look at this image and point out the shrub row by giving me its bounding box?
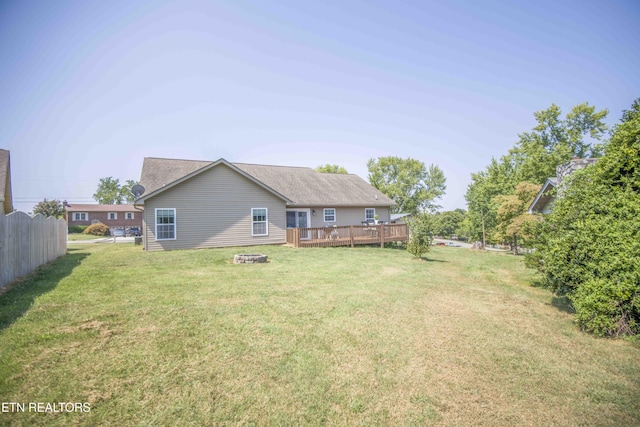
[68,225,88,234]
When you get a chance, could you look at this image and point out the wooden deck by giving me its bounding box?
[286,224,409,248]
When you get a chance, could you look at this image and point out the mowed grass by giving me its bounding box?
[66,233,105,241]
[0,244,638,426]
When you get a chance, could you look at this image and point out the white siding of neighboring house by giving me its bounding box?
[142,163,287,251]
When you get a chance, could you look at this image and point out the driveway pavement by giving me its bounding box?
[68,236,138,244]
[433,239,473,248]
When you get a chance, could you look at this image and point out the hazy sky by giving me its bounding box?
[2,0,639,213]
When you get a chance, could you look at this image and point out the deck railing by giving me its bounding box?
[286,224,409,248]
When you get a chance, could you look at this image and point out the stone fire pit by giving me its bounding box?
[233,254,268,264]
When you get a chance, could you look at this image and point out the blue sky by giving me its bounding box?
[2,0,639,213]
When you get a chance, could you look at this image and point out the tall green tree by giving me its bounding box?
[509,103,608,184]
[465,102,608,243]
[93,177,140,204]
[493,182,541,251]
[31,199,65,218]
[315,164,348,174]
[367,156,446,214]
[433,210,466,238]
[527,98,640,337]
[464,158,515,242]
[120,179,140,204]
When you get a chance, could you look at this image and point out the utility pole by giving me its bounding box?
[481,210,486,250]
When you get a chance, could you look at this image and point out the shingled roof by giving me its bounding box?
[138,157,211,198]
[0,149,13,214]
[139,157,395,207]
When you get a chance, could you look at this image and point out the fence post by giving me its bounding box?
[349,226,354,248]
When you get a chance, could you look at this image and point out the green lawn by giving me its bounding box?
[0,244,638,426]
[66,233,105,241]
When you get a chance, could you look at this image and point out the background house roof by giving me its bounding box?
[65,204,139,212]
[390,213,413,221]
[0,149,13,214]
[139,157,396,207]
[527,177,558,214]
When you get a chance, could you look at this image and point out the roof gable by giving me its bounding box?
[137,158,291,204]
[527,178,557,214]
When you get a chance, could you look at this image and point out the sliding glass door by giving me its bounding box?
[286,210,310,239]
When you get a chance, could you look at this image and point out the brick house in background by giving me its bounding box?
[64,203,142,232]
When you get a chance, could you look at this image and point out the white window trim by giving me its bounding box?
[251,208,268,237]
[365,208,376,222]
[108,212,118,220]
[72,212,88,221]
[155,208,177,241]
[323,208,336,223]
[126,212,135,220]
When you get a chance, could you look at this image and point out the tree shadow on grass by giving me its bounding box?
[550,296,575,314]
[0,248,88,332]
[529,278,575,314]
[416,256,447,263]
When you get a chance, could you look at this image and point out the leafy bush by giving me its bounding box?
[83,223,111,236]
[406,213,435,259]
[68,225,88,234]
[527,99,640,337]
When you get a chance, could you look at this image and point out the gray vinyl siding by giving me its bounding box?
[142,164,286,251]
[305,206,391,228]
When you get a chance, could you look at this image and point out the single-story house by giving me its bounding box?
[0,149,14,215]
[527,158,598,214]
[64,203,142,232]
[135,157,397,251]
[390,213,413,224]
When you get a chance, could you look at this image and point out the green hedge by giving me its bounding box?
[68,225,88,234]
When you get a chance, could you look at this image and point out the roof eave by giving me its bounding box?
[286,202,396,208]
[527,178,557,214]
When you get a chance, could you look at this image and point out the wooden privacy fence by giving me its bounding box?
[286,224,409,248]
[0,212,68,289]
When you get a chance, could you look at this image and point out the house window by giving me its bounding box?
[155,209,176,240]
[108,212,117,220]
[72,212,87,221]
[252,208,268,236]
[365,208,376,222]
[126,212,134,220]
[324,208,336,223]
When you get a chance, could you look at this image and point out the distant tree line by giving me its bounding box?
[463,102,609,247]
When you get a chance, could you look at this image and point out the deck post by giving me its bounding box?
[379,224,384,248]
[294,228,300,248]
[350,226,354,248]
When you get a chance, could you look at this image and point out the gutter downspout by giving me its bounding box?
[133,203,145,250]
